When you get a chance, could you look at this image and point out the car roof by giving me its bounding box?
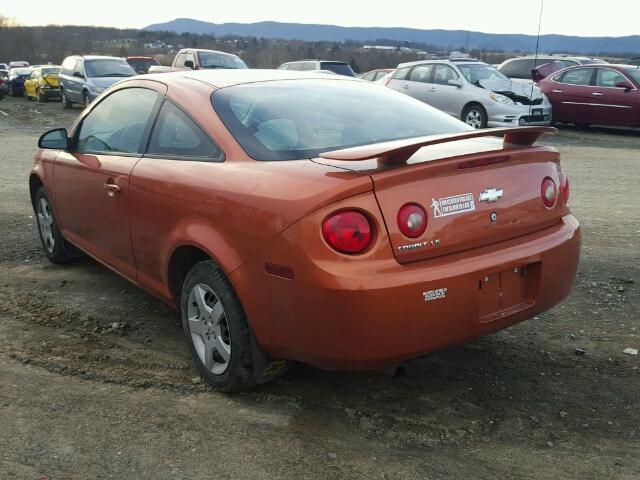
[397,59,484,68]
[283,60,348,64]
[71,55,125,61]
[142,68,359,89]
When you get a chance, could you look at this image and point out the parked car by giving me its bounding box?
[151,49,248,74]
[126,56,161,74]
[386,58,552,128]
[58,55,136,107]
[30,69,579,391]
[7,67,33,96]
[628,57,640,66]
[358,68,394,81]
[0,63,9,71]
[0,76,7,100]
[278,60,355,76]
[539,64,640,128]
[498,54,607,86]
[23,65,61,102]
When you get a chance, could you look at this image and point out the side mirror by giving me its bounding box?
[184,60,195,69]
[448,78,463,88]
[615,81,633,91]
[73,71,84,79]
[38,128,68,150]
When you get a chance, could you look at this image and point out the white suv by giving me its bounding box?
[277,60,355,77]
[386,58,552,129]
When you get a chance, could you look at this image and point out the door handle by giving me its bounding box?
[103,181,121,197]
[552,89,563,93]
[592,92,604,96]
[402,84,409,89]
[427,88,436,92]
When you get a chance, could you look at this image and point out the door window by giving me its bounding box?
[391,67,411,80]
[185,52,196,67]
[76,88,159,155]
[408,64,434,83]
[147,101,223,160]
[61,57,77,76]
[73,60,84,77]
[595,69,627,88]
[174,52,187,67]
[556,68,594,86]
[433,65,459,85]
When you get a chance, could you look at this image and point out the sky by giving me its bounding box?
[2,0,639,37]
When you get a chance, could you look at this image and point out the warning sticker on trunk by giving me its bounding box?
[431,193,476,218]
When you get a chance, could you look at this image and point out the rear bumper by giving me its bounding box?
[487,104,553,128]
[234,214,581,370]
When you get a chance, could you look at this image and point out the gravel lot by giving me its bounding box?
[0,96,639,479]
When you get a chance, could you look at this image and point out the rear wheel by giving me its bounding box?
[181,260,255,392]
[61,89,73,108]
[462,104,488,129]
[37,88,45,103]
[34,187,76,264]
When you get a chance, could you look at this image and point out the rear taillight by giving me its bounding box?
[322,210,373,254]
[560,174,570,204]
[397,203,427,238]
[541,177,557,208]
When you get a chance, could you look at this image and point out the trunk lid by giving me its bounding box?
[316,128,567,264]
[43,74,59,88]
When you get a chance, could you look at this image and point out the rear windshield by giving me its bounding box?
[319,62,355,76]
[212,79,470,161]
[85,59,135,78]
[12,68,32,76]
[198,51,247,69]
[41,67,60,76]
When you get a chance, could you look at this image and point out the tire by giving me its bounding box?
[61,89,73,108]
[181,260,255,392]
[462,104,488,129]
[34,187,76,264]
[83,90,92,105]
[37,88,45,103]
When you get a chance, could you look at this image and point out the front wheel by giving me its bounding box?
[61,89,73,108]
[37,88,45,103]
[34,187,76,264]
[83,90,92,105]
[181,260,255,392]
[462,104,488,129]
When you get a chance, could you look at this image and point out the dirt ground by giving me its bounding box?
[0,96,639,479]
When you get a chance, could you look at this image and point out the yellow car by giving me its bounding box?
[24,66,61,102]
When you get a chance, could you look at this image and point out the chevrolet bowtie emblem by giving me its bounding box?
[479,188,504,203]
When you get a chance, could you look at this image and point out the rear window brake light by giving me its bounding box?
[457,155,511,170]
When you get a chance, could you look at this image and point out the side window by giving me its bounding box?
[30,71,38,79]
[557,68,594,86]
[408,64,434,83]
[74,60,84,77]
[186,52,196,67]
[596,68,627,88]
[76,88,159,155]
[287,63,301,71]
[433,65,459,85]
[61,57,76,76]
[391,67,411,80]
[174,52,186,67]
[303,62,317,71]
[147,101,223,160]
[361,71,375,81]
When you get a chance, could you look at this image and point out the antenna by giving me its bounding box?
[530,0,545,119]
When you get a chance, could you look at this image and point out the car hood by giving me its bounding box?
[88,76,132,88]
[478,78,544,101]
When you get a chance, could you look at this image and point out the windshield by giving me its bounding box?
[212,79,471,161]
[580,59,607,65]
[458,63,510,84]
[85,59,136,78]
[127,58,159,73]
[198,51,247,69]
[625,68,640,85]
[42,67,60,76]
[12,68,32,77]
[320,62,355,77]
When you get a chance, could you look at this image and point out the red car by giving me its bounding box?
[539,64,640,128]
[30,70,580,391]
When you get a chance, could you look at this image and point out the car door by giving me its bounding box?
[590,68,637,125]
[428,64,464,116]
[398,64,435,104]
[68,59,85,102]
[53,84,165,279]
[24,70,37,97]
[546,67,596,123]
[129,99,225,298]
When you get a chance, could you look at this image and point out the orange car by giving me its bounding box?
[30,70,581,392]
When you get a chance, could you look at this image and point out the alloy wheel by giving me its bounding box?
[187,284,231,375]
[465,109,483,129]
[37,197,55,254]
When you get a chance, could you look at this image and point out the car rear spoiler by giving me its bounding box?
[319,126,557,165]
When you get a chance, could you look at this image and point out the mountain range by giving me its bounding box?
[144,18,640,55]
